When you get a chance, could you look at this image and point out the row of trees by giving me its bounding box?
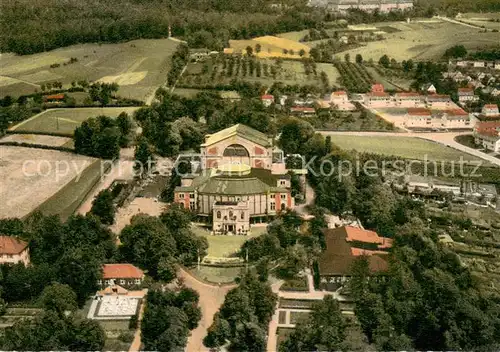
[335,61,373,93]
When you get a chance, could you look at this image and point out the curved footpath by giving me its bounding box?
[318,131,500,167]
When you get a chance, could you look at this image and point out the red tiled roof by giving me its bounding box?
[368,92,390,97]
[458,88,473,93]
[371,83,384,92]
[44,94,65,100]
[332,91,347,96]
[475,121,500,138]
[0,236,28,254]
[102,264,144,279]
[407,108,431,116]
[261,95,274,100]
[427,94,450,99]
[342,226,392,247]
[446,108,468,116]
[318,228,389,276]
[395,92,421,97]
[484,104,498,109]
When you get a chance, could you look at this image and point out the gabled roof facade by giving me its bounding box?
[0,236,28,254]
[201,124,271,147]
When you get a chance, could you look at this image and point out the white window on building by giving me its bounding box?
[217,211,222,219]
[178,193,184,199]
[120,279,126,285]
[270,202,276,210]
[270,194,275,199]
[281,194,286,200]
[135,279,141,285]
[190,201,196,211]
[280,180,286,186]
[189,193,195,199]
[97,280,102,285]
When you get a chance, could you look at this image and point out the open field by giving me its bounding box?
[188,265,244,284]
[458,13,500,30]
[327,135,484,162]
[10,107,139,135]
[0,146,99,219]
[0,134,72,148]
[0,38,178,100]
[336,20,500,61]
[180,56,340,89]
[192,225,267,258]
[226,35,311,59]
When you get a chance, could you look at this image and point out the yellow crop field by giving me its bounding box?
[227,35,310,59]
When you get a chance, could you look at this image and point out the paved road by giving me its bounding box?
[179,268,236,352]
[319,131,500,167]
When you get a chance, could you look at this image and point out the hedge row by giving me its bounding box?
[6,130,74,138]
[0,141,74,153]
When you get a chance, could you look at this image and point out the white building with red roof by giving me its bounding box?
[457,87,478,103]
[100,263,144,288]
[474,121,500,152]
[364,92,391,107]
[482,104,500,117]
[260,94,274,107]
[0,236,30,266]
[394,92,424,107]
[426,94,451,108]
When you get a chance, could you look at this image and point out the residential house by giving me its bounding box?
[442,108,471,129]
[318,226,392,291]
[394,92,424,107]
[422,83,437,94]
[364,92,391,107]
[261,94,274,107]
[404,108,433,129]
[99,263,144,288]
[474,121,500,152]
[323,90,356,110]
[426,94,451,107]
[482,104,500,117]
[457,87,478,103]
[0,236,30,266]
[473,61,486,68]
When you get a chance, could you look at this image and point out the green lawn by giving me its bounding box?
[192,225,267,258]
[11,107,139,135]
[328,135,484,162]
[188,265,244,284]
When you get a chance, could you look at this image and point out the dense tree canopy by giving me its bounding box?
[204,273,277,351]
[141,287,201,351]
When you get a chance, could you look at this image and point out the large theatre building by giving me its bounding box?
[174,124,294,234]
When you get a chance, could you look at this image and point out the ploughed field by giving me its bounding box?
[0,146,100,219]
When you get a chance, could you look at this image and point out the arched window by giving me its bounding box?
[281,203,286,211]
[241,212,245,220]
[223,144,250,157]
[216,211,221,219]
[229,210,234,218]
